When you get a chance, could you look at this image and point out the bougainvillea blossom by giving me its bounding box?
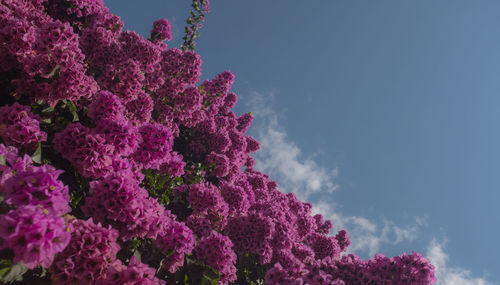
[0,0,436,284]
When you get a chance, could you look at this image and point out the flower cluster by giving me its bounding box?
[94,118,141,157]
[101,256,165,285]
[195,232,237,284]
[2,164,70,215]
[266,250,438,284]
[0,144,32,184]
[50,218,121,284]
[88,91,126,123]
[225,212,274,261]
[133,123,174,170]
[82,173,168,241]
[53,123,115,179]
[150,19,172,42]
[0,144,71,271]
[1,0,99,105]
[0,0,436,284]
[0,205,70,270]
[155,220,195,273]
[220,181,252,215]
[0,103,47,152]
[51,218,166,285]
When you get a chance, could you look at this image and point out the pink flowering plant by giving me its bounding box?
[0,0,436,284]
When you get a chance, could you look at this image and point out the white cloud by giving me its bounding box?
[386,216,427,244]
[310,200,428,257]
[245,91,424,256]
[247,92,338,201]
[169,16,181,40]
[244,90,493,284]
[310,200,382,255]
[426,239,493,285]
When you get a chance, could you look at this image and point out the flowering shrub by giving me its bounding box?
[0,0,436,284]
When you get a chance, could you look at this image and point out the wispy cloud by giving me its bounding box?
[169,16,181,41]
[311,200,426,256]
[426,239,492,285]
[311,200,382,256]
[248,92,338,201]
[245,91,423,256]
[243,91,493,285]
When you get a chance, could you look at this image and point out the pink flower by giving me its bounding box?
[0,103,47,152]
[3,164,70,215]
[195,231,237,283]
[51,218,121,284]
[150,19,172,42]
[0,206,70,269]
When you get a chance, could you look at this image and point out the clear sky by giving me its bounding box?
[105,1,499,283]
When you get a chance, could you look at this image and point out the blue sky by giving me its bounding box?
[105,1,499,283]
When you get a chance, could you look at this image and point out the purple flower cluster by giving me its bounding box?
[170,84,261,181]
[0,103,47,152]
[185,215,212,238]
[183,183,229,231]
[306,233,341,261]
[132,123,174,170]
[150,19,172,42]
[101,256,165,285]
[0,144,72,270]
[98,58,145,103]
[82,173,169,241]
[266,251,437,284]
[51,218,121,284]
[0,205,70,270]
[3,164,70,215]
[94,118,141,157]
[53,123,115,179]
[206,152,230,177]
[0,0,436,283]
[313,213,334,235]
[201,0,211,13]
[226,212,274,262]
[159,151,185,177]
[335,230,350,252]
[55,90,183,181]
[155,220,195,273]
[52,217,165,285]
[0,144,32,184]
[125,92,154,126]
[195,232,237,284]
[220,181,252,215]
[1,0,98,105]
[88,91,126,123]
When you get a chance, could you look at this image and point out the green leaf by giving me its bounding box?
[131,239,141,250]
[31,143,42,164]
[46,65,60,78]
[133,249,141,260]
[41,106,54,114]
[0,261,28,283]
[0,155,6,166]
[203,267,219,281]
[0,267,9,279]
[65,100,79,122]
[0,259,11,278]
